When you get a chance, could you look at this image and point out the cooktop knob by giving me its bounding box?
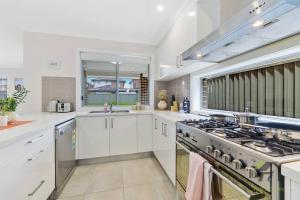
[222,154,232,164]
[183,132,190,138]
[232,159,244,170]
[246,167,258,178]
[213,149,223,158]
[206,146,214,154]
[177,129,183,133]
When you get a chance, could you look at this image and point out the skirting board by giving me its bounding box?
[76,152,153,166]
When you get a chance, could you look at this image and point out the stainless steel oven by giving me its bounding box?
[176,136,270,200]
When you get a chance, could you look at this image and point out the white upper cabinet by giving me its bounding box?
[155,0,220,81]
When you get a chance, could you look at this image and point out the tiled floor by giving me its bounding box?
[57,158,179,200]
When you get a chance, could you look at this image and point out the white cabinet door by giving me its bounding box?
[155,0,198,79]
[110,116,137,155]
[77,117,110,159]
[137,115,153,152]
[153,116,160,157]
[165,122,176,185]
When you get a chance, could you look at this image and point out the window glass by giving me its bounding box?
[82,58,149,106]
[0,75,8,99]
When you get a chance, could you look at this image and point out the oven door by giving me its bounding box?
[176,139,269,200]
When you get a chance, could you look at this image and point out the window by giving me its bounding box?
[81,54,150,106]
[0,75,8,99]
[202,60,300,118]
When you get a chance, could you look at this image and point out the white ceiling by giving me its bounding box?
[0,0,190,67]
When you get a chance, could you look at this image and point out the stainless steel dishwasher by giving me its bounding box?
[54,119,76,198]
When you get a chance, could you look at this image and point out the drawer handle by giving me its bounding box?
[27,134,45,144]
[27,150,44,162]
[28,180,45,196]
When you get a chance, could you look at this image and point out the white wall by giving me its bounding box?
[0,32,155,114]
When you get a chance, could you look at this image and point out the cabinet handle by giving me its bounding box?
[176,56,179,68]
[105,118,108,129]
[161,123,164,135]
[27,134,44,144]
[27,150,44,162]
[111,118,114,129]
[155,119,157,129]
[164,124,167,137]
[28,180,45,196]
[179,54,183,67]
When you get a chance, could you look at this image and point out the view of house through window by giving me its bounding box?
[81,53,150,106]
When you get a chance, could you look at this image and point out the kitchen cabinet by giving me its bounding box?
[110,116,137,155]
[155,0,198,79]
[0,128,55,200]
[77,115,143,158]
[282,162,300,200]
[152,115,176,185]
[137,115,153,152]
[77,117,110,159]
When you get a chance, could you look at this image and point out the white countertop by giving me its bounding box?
[282,161,300,181]
[0,112,76,147]
[0,110,201,147]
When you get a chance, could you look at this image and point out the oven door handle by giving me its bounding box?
[176,141,194,153]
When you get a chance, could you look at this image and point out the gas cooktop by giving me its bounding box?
[179,119,300,157]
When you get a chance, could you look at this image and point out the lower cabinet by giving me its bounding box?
[77,115,152,159]
[77,116,110,159]
[137,115,153,152]
[110,116,137,155]
[152,115,176,185]
[0,128,55,200]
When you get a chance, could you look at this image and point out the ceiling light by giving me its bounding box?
[157,5,165,12]
[160,64,170,68]
[252,20,264,28]
[196,53,203,58]
[188,11,196,17]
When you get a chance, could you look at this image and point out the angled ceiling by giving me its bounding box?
[0,0,191,67]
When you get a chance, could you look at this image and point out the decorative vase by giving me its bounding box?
[0,115,8,126]
[158,100,167,110]
[6,112,19,122]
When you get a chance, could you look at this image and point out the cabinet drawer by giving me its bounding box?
[0,128,53,169]
[0,141,55,200]
[25,142,55,200]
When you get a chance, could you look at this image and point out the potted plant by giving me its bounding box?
[6,97,18,122]
[6,86,29,121]
[0,99,9,126]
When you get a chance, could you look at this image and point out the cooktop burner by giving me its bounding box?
[182,119,238,129]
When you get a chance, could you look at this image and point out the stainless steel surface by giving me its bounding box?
[54,119,76,198]
[183,0,300,63]
[176,119,300,199]
[176,139,267,199]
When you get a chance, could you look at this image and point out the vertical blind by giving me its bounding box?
[204,61,300,118]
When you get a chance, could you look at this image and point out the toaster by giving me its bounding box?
[57,102,72,113]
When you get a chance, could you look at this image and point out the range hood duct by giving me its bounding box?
[183,0,300,63]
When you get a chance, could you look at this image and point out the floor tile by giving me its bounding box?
[84,189,123,200]
[124,183,163,200]
[57,195,85,200]
[88,162,124,193]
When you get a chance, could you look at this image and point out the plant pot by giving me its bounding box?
[158,100,167,110]
[0,115,8,126]
[6,112,20,122]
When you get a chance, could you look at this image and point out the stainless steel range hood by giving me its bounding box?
[183,0,300,63]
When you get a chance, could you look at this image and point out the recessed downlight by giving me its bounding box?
[196,53,203,58]
[157,5,165,12]
[188,11,196,17]
[252,20,264,27]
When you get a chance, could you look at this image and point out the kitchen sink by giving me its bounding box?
[89,110,130,114]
